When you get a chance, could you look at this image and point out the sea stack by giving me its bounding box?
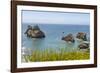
[24,25,45,38]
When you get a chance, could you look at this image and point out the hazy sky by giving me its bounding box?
[22,10,90,25]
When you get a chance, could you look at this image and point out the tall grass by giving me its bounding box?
[23,48,90,62]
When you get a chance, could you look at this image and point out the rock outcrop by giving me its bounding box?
[78,43,89,49]
[76,32,87,41]
[62,34,75,43]
[25,25,45,38]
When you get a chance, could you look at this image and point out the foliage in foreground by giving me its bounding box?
[23,48,90,62]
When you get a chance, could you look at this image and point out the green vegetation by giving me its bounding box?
[23,48,90,62]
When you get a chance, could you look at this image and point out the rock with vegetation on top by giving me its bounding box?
[62,34,75,43]
[24,25,45,38]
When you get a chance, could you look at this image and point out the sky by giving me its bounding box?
[22,10,90,25]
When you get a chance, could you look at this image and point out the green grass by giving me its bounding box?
[23,48,90,62]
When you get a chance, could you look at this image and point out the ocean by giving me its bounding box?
[22,23,90,54]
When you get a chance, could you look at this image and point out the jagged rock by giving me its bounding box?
[24,25,33,38]
[76,32,87,41]
[78,43,89,49]
[25,25,45,38]
[62,34,75,43]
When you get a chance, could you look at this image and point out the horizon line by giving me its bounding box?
[22,22,90,25]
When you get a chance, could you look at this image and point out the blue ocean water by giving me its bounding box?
[22,24,90,53]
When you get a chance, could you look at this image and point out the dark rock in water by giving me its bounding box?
[62,34,75,43]
[78,43,89,49]
[76,32,87,41]
[24,25,45,38]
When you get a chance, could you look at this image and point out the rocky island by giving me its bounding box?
[24,25,45,38]
[76,32,87,41]
[78,43,89,49]
[62,34,75,43]
[61,32,89,49]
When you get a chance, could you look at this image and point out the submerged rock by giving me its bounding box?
[25,25,45,38]
[78,43,89,49]
[62,34,75,43]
